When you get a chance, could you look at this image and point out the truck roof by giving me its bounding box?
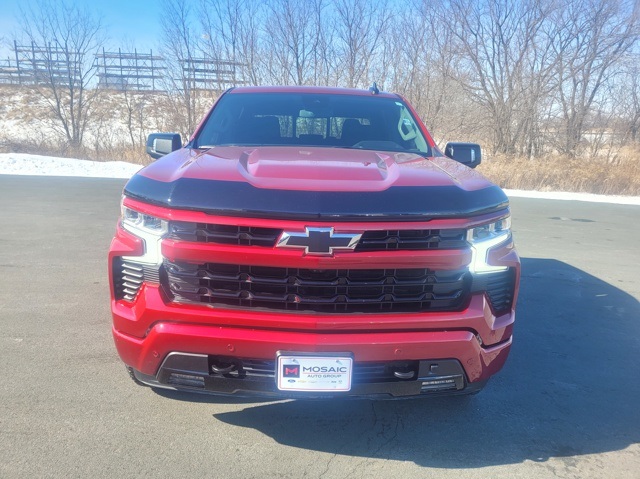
[228,85,401,99]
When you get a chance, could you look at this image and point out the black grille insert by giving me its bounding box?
[169,221,281,246]
[471,268,516,315]
[356,229,467,251]
[165,261,471,313]
[168,222,468,251]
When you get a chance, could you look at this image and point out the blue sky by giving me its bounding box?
[0,0,162,59]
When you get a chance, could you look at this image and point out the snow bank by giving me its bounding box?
[0,152,638,205]
[0,153,143,179]
[504,189,640,206]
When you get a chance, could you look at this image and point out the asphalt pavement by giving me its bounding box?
[0,175,638,478]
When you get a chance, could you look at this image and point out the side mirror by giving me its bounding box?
[444,142,482,168]
[146,133,182,159]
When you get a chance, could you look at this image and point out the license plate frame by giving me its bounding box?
[276,352,353,392]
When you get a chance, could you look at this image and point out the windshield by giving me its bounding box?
[195,92,431,156]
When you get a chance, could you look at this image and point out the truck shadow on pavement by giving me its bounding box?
[211,258,640,467]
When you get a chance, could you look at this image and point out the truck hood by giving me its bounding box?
[124,146,508,220]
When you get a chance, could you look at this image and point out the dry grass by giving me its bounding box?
[0,141,152,166]
[90,145,151,165]
[478,149,640,196]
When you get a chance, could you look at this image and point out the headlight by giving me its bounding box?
[121,205,168,265]
[467,216,511,273]
[122,206,168,235]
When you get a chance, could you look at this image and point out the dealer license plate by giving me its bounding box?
[276,353,353,392]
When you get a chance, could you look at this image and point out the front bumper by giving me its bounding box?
[128,354,489,398]
[110,208,519,398]
[112,284,513,398]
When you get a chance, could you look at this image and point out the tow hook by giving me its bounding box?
[211,360,238,375]
[393,369,416,379]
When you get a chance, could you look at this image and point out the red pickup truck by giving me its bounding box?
[109,86,520,398]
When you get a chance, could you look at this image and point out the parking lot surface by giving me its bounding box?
[1,175,638,478]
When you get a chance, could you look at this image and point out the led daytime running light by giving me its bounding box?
[467,216,511,274]
[121,205,168,265]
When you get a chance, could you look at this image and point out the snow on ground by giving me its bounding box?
[503,189,640,206]
[0,153,142,179]
[1,152,639,205]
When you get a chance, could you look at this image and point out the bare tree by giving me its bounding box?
[265,0,325,85]
[622,60,640,143]
[446,0,556,155]
[384,1,471,143]
[550,0,639,157]
[120,67,151,149]
[333,0,389,88]
[7,0,640,163]
[17,0,104,149]
[121,89,147,149]
[160,0,214,137]
[199,0,266,86]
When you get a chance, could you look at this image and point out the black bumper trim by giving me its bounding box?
[128,353,487,399]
